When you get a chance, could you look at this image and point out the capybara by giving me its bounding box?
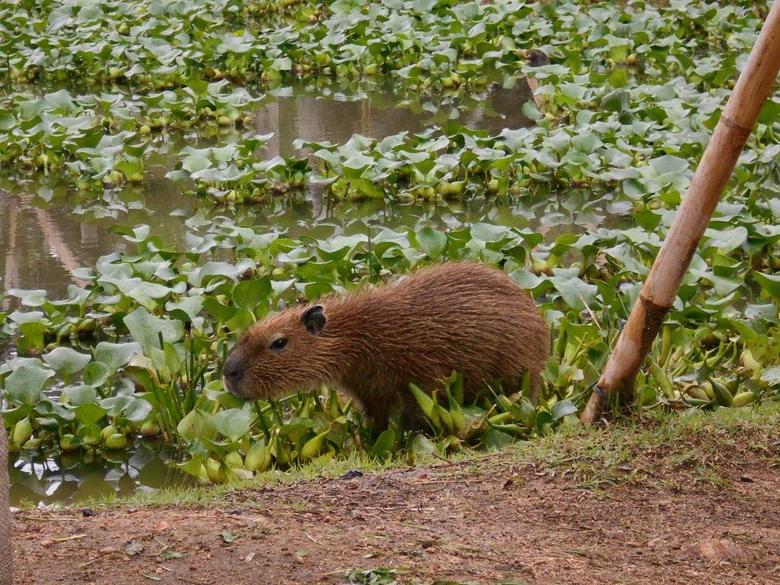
[224,262,549,429]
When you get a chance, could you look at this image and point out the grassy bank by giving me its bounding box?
[61,402,777,509]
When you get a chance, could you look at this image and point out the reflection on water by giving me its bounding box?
[255,81,534,158]
[9,440,193,506]
[0,184,196,308]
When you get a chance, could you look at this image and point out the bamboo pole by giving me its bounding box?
[0,422,12,585]
[581,0,780,425]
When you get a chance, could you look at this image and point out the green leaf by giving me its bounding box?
[415,227,447,259]
[233,278,271,313]
[761,365,780,386]
[550,275,599,310]
[300,429,330,462]
[7,289,47,307]
[5,363,53,406]
[213,408,254,443]
[42,347,91,376]
[78,423,102,446]
[94,342,143,372]
[408,383,435,419]
[704,227,748,252]
[62,385,98,406]
[521,100,541,120]
[17,322,47,354]
[753,272,780,299]
[481,428,514,450]
[649,155,688,175]
[551,399,577,420]
[124,398,153,423]
[471,223,508,242]
[349,177,384,198]
[203,297,236,322]
[177,409,215,441]
[75,402,107,425]
[535,410,554,435]
[372,429,396,457]
[83,361,111,387]
[411,434,436,458]
[177,453,205,479]
[572,133,602,153]
[601,89,628,112]
[124,307,184,354]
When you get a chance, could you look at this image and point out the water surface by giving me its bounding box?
[10,441,193,507]
[1,79,539,301]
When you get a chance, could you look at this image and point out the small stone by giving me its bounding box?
[690,538,748,562]
[124,541,145,557]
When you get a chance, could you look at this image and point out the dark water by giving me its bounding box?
[2,80,630,504]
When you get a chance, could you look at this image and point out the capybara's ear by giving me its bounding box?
[301,305,326,335]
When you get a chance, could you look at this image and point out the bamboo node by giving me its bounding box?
[720,114,753,135]
[638,292,672,312]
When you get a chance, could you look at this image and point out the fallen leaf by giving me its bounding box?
[125,541,145,556]
[160,550,185,561]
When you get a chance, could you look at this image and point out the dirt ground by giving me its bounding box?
[13,421,780,585]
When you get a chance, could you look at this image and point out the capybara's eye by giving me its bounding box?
[269,337,288,351]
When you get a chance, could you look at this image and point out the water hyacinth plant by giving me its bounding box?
[0,0,778,491]
[2,209,777,483]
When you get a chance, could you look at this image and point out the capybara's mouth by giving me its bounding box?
[222,354,246,397]
[222,375,240,397]
[223,374,254,400]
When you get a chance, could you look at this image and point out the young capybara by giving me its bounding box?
[223,262,550,429]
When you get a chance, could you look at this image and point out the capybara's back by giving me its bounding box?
[355,262,550,396]
[225,262,550,429]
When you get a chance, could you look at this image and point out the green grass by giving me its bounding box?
[508,402,780,489]
[70,403,778,509]
[92,450,416,508]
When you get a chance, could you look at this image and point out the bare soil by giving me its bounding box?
[13,422,780,585]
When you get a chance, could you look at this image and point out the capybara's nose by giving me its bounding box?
[222,356,245,395]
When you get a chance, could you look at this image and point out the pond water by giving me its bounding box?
[2,79,632,505]
[9,440,194,507]
[0,79,536,302]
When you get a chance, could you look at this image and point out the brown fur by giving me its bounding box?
[225,262,550,429]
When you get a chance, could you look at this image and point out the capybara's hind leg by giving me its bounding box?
[399,389,428,432]
[363,400,390,434]
[503,371,542,405]
[528,371,542,405]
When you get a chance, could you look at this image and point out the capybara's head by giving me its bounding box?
[223,305,328,400]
